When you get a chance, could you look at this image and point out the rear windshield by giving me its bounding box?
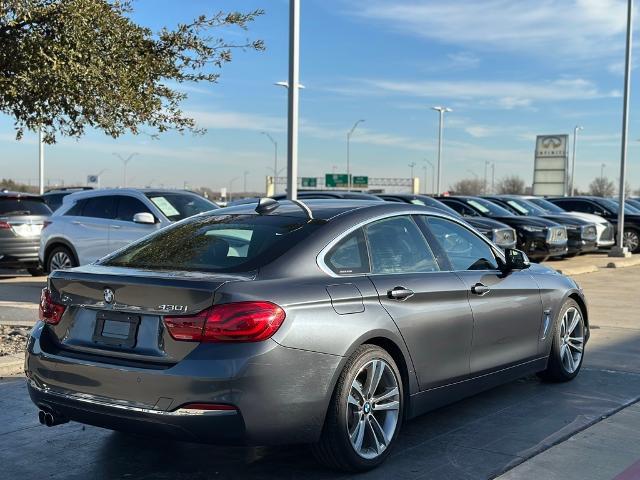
[144,192,217,222]
[0,197,52,216]
[102,214,323,273]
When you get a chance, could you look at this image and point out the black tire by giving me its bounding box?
[312,344,404,472]
[623,228,640,253]
[27,267,45,276]
[46,245,77,272]
[538,299,586,382]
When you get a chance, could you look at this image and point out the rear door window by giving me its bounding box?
[364,216,439,274]
[81,196,116,219]
[326,229,370,275]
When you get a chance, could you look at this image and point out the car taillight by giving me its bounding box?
[0,221,10,229]
[164,301,286,343]
[39,288,66,325]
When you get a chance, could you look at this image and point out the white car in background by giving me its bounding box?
[39,189,218,272]
[524,196,615,249]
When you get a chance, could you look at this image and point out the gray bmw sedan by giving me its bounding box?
[25,199,588,472]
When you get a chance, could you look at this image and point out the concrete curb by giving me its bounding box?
[551,264,600,276]
[606,256,640,269]
[0,353,23,377]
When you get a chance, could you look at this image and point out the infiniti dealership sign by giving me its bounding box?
[532,134,569,196]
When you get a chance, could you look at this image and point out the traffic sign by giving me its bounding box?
[301,177,317,188]
[325,174,349,188]
[352,176,368,188]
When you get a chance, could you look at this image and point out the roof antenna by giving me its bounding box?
[255,198,280,215]
[290,199,314,220]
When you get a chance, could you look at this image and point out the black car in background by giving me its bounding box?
[378,194,517,250]
[0,192,52,275]
[43,187,93,211]
[436,195,568,262]
[482,195,597,257]
[548,196,640,253]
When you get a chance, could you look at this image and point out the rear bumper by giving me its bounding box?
[0,238,40,268]
[28,380,246,444]
[25,322,343,446]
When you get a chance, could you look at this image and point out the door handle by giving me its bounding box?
[387,287,414,300]
[471,283,490,296]
[111,225,121,229]
[71,221,84,226]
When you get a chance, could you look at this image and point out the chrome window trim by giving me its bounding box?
[316,210,506,278]
[28,380,237,417]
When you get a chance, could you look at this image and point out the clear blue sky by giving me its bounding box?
[1,0,638,193]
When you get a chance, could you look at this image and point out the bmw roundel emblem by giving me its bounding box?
[103,288,115,304]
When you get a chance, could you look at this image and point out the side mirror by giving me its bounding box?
[133,212,155,224]
[502,248,530,272]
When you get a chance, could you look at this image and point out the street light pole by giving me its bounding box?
[570,126,584,196]
[432,106,452,194]
[38,129,44,195]
[601,163,606,180]
[611,0,634,257]
[243,171,249,194]
[286,0,300,201]
[422,165,427,194]
[112,152,139,188]
[229,177,239,202]
[408,162,416,180]
[425,159,435,194]
[261,132,278,194]
[347,119,365,191]
[483,160,490,194]
[491,162,495,194]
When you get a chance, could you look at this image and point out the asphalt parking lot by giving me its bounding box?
[1,263,639,479]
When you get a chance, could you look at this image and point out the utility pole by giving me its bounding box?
[491,162,495,194]
[286,0,300,201]
[432,106,452,194]
[347,119,365,191]
[38,129,44,195]
[610,0,633,257]
[261,132,278,194]
[425,159,435,194]
[112,152,139,188]
[408,162,416,181]
[570,126,584,196]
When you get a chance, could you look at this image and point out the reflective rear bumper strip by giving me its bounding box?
[28,380,237,417]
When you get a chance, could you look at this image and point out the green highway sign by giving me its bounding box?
[301,177,317,188]
[352,176,368,188]
[325,173,349,188]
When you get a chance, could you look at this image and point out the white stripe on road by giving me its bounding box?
[0,301,38,310]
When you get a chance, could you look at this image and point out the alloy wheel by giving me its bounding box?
[50,251,73,270]
[559,307,584,374]
[346,359,400,459]
[623,231,639,252]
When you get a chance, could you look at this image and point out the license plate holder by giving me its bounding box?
[92,311,140,348]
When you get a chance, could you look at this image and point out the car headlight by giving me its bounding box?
[522,225,545,233]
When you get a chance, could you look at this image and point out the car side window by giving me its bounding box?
[115,196,153,222]
[64,199,85,216]
[427,217,499,271]
[80,196,116,219]
[441,199,476,217]
[364,216,439,274]
[326,229,370,275]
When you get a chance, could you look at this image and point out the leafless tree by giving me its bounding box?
[450,178,485,195]
[496,176,526,194]
[588,177,615,197]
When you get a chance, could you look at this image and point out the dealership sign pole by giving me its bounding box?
[286,0,300,201]
[611,0,633,257]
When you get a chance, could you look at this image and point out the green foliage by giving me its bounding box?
[0,0,264,143]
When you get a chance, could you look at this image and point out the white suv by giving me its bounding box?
[39,189,218,272]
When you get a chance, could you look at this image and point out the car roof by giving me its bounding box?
[272,191,384,201]
[61,188,203,202]
[213,199,445,221]
[0,191,43,200]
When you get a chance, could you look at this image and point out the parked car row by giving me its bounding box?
[1,188,637,276]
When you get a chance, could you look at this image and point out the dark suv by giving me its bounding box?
[548,196,640,253]
[482,195,597,257]
[0,192,52,275]
[436,195,568,262]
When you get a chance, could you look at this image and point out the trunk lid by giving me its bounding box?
[44,265,251,365]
